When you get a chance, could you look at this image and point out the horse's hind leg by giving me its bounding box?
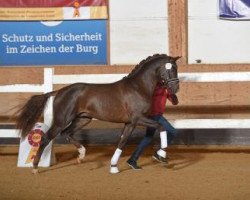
[32,124,62,174]
[62,117,92,163]
[67,136,86,164]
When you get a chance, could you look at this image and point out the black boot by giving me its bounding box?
[127,159,142,170]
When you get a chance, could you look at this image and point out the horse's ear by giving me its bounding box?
[173,56,181,62]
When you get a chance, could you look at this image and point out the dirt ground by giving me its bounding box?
[0,145,250,200]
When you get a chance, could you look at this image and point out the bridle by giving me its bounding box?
[159,62,179,93]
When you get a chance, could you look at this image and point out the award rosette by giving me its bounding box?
[17,122,54,167]
[73,1,81,18]
[25,125,44,164]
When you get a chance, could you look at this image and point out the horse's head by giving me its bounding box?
[157,56,181,94]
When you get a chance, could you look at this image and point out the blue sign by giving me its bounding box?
[0,20,107,66]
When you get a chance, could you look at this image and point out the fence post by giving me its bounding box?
[43,68,54,127]
[17,68,55,167]
[43,67,56,166]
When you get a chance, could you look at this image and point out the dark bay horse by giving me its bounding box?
[16,54,180,173]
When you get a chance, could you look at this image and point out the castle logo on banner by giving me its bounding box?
[17,123,55,167]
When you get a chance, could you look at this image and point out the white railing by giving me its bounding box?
[0,68,53,138]
[1,68,250,138]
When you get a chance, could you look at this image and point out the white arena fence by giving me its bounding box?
[1,68,250,138]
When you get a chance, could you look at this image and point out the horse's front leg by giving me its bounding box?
[110,123,136,174]
[137,117,168,159]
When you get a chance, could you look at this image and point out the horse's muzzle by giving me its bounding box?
[164,78,179,94]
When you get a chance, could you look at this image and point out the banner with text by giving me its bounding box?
[0,0,107,21]
[0,20,107,66]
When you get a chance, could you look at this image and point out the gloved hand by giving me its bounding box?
[170,94,179,105]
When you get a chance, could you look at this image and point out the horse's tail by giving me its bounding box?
[16,91,57,138]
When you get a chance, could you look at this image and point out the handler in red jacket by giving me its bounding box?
[127,82,178,170]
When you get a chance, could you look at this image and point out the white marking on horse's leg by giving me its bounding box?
[160,131,168,149]
[157,149,167,158]
[110,148,122,174]
[157,131,168,158]
[111,148,122,165]
[77,145,86,163]
[110,166,120,174]
[32,168,39,174]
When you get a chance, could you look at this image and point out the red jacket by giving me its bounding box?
[149,83,176,116]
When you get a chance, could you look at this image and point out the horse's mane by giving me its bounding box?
[124,54,170,79]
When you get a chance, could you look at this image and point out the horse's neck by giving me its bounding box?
[131,66,158,97]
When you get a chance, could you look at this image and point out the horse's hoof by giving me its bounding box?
[77,157,83,164]
[32,169,39,174]
[110,166,119,174]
